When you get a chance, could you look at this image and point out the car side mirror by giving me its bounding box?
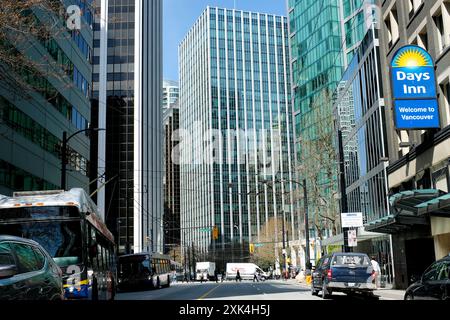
[0,265,18,279]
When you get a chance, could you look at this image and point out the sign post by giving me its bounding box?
[348,230,357,247]
[391,45,440,129]
[341,212,363,252]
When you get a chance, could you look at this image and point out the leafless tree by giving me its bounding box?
[295,90,341,240]
[250,217,284,268]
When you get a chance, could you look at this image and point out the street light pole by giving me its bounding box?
[61,128,105,190]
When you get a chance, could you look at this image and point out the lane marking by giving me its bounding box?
[197,283,222,300]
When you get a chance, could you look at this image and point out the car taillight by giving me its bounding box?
[327,269,332,280]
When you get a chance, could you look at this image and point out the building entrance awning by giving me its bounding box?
[389,189,444,215]
[321,229,388,246]
[365,189,444,234]
[416,193,450,216]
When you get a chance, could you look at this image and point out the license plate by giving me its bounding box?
[348,283,355,287]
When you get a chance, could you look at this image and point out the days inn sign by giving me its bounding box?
[391,45,440,129]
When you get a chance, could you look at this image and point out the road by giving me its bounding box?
[116,280,388,300]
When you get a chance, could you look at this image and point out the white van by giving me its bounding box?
[226,263,268,281]
[195,262,216,281]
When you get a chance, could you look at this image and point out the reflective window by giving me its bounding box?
[10,243,40,274]
[0,242,14,266]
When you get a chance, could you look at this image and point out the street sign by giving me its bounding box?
[391,45,440,129]
[341,212,363,228]
[254,243,264,247]
[348,230,357,247]
[200,228,211,232]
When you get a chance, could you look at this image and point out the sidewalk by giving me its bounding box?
[292,280,405,300]
[373,287,406,300]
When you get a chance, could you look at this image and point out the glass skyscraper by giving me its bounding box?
[288,0,375,246]
[179,7,295,268]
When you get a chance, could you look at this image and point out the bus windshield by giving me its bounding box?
[0,219,82,267]
[119,255,151,277]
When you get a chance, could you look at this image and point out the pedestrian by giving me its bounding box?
[221,270,225,282]
[253,270,259,282]
[371,255,381,289]
[236,270,241,282]
[183,271,189,283]
[214,269,218,283]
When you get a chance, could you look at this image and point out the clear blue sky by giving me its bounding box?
[163,0,288,81]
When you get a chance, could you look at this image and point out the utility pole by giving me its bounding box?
[282,211,287,279]
[338,130,351,253]
[303,179,311,271]
[61,131,67,190]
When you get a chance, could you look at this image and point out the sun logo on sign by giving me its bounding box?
[392,47,432,68]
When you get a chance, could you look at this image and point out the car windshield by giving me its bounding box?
[332,255,370,266]
[0,221,82,267]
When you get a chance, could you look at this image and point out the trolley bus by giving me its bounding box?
[117,253,171,291]
[0,188,116,300]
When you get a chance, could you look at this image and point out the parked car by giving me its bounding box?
[0,235,64,300]
[311,252,376,299]
[404,254,450,300]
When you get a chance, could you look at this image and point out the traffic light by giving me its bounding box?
[249,243,255,254]
[212,226,219,240]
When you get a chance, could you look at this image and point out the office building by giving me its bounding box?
[162,80,179,109]
[179,7,295,269]
[288,0,378,259]
[370,0,450,289]
[163,102,181,255]
[331,26,394,286]
[92,0,163,254]
[0,1,93,196]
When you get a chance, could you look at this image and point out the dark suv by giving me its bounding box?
[311,252,376,299]
[0,235,64,300]
[404,254,450,300]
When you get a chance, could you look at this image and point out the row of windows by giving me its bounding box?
[0,97,90,176]
[71,30,93,62]
[88,224,115,272]
[0,159,58,192]
[36,31,91,101]
[73,66,91,99]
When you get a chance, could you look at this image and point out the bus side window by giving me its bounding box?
[97,244,103,271]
